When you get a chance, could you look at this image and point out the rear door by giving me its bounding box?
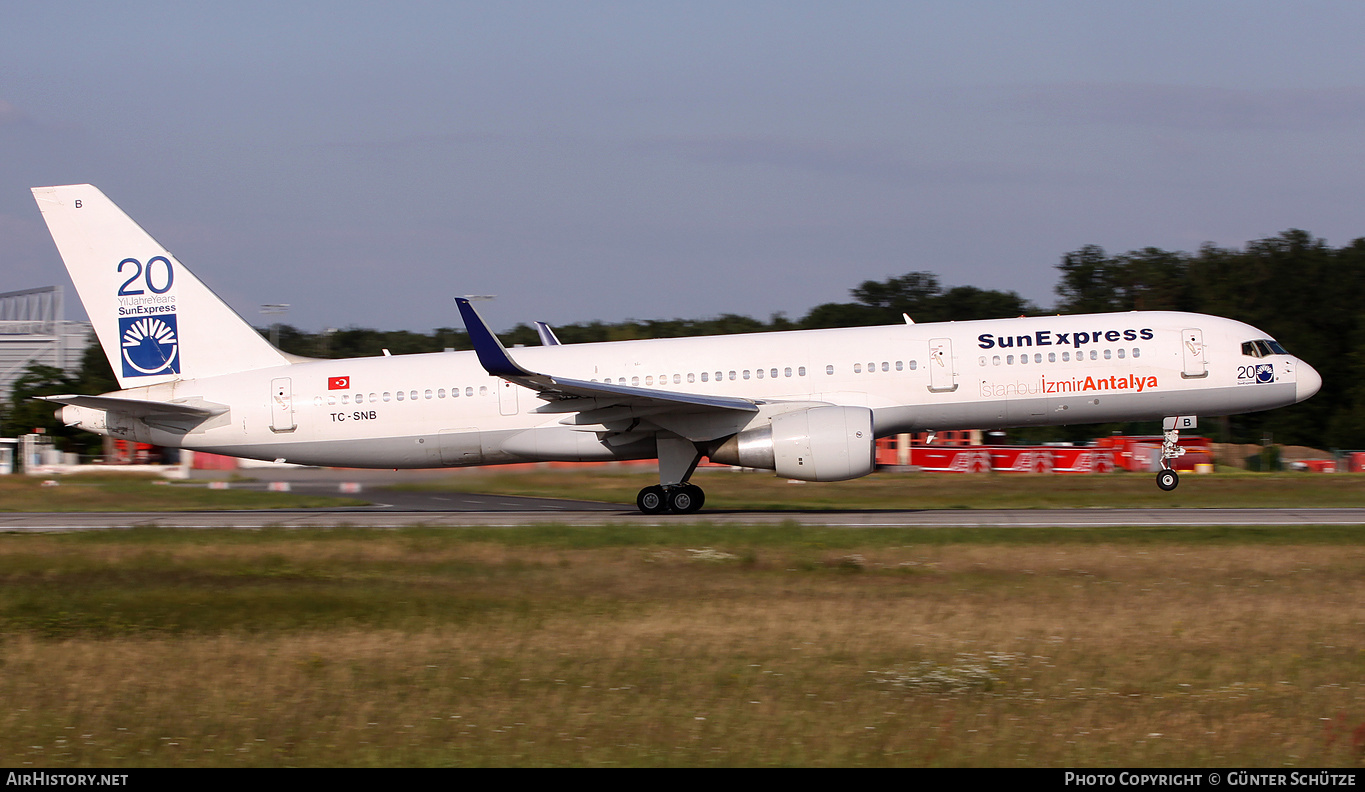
[270,377,296,433]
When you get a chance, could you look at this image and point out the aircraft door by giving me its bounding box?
[270,377,296,433]
[1181,328,1208,379]
[498,378,519,416]
[928,338,957,392]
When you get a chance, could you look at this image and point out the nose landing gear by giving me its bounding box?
[1156,416,1197,491]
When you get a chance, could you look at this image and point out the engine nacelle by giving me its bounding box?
[707,405,875,482]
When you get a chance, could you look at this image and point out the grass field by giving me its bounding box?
[2,523,1363,767]
[396,467,1365,510]
[0,474,361,512]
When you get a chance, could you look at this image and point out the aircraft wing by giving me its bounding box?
[39,394,229,420]
[533,321,562,346]
[456,298,759,414]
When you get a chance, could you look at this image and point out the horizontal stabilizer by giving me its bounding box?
[39,394,228,420]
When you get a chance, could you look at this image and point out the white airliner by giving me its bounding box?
[32,184,1321,513]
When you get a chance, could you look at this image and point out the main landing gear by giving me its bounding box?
[637,436,706,515]
[1156,416,1197,491]
[637,483,705,515]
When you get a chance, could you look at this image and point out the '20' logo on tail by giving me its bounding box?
[119,315,181,377]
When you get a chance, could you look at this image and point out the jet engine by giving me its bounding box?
[707,405,875,482]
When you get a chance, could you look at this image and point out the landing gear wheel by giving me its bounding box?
[637,485,668,514]
[667,484,705,514]
[1156,468,1179,492]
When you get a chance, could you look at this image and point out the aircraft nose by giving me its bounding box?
[1295,359,1322,403]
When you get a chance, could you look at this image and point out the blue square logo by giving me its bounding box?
[119,314,181,377]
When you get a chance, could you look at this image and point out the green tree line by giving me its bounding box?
[7,229,1361,452]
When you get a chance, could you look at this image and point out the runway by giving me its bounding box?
[4,468,1361,532]
[3,506,1364,532]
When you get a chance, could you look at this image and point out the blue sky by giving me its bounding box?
[4,1,1364,333]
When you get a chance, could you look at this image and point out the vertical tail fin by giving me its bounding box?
[31,184,289,389]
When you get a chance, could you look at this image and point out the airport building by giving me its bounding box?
[0,286,92,401]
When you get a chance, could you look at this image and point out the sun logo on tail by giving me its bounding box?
[119,315,181,376]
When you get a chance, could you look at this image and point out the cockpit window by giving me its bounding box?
[1243,339,1289,358]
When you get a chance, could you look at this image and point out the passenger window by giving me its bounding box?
[396,391,404,401]
[646,376,654,386]
[479,386,488,396]
[1007,355,1015,365]
[411,390,418,400]
[770,368,778,379]
[979,356,987,366]
[743,370,751,380]
[882,362,889,372]
[383,392,391,402]
[1133,348,1140,358]
[1090,350,1098,360]
[825,365,834,375]
[675,374,682,384]
[701,372,709,382]
[729,371,737,381]
[756,369,764,379]
[798,366,806,376]
[425,389,433,399]
[1117,349,1125,359]
[1062,352,1070,362]
[909,360,917,370]
[1034,354,1042,363]
[1048,353,1056,363]
[992,355,1001,366]
[314,396,323,407]
[1104,349,1112,359]
[895,361,903,371]
[465,387,473,397]
[854,363,862,374]
[687,373,695,383]
[784,367,793,377]
[356,393,364,404]
[438,389,445,398]
[632,377,640,386]
[1020,354,1028,365]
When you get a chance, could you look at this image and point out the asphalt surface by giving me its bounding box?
[4,467,1362,532]
[3,505,1365,532]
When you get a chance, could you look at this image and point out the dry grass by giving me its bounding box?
[1,529,1364,766]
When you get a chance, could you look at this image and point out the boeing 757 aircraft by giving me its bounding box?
[32,184,1321,513]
